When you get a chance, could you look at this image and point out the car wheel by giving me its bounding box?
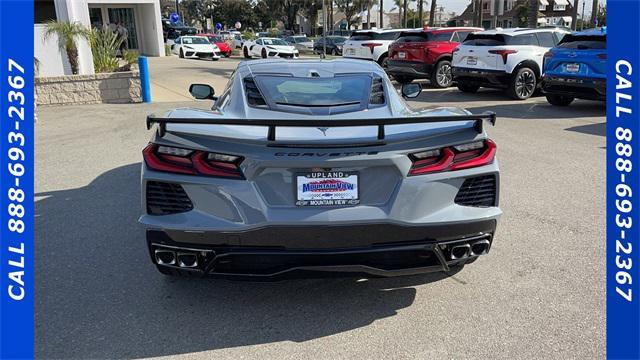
[261,48,267,59]
[243,47,251,59]
[431,60,453,88]
[546,94,575,106]
[457,82,480,93]
[179,48,184,58]
[394,76,413,84]
[508,67,537,100]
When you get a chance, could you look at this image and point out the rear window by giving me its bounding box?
[463,32,540,46]
[463,34,506,46]
[350,31,401,41]
[253,75,372,107]
[557,35,606,49]
[509,33,539,46]
[395,32,452,43]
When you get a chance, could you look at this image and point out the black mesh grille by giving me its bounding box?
[369,77,385,105]
[455,175,497,207]
[146,181,193,215]
[244,77,267,107]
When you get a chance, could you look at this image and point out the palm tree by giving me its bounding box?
[428,0,436,26]
[528,0,538,28]
[379,0,384,27]
[43,21,89,75]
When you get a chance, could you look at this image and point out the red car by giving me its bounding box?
[196,34,233,57]
[387,27,483,87]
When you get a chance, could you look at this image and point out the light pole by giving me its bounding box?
[207,4,214,33]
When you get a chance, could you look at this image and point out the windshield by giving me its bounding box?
[182,37,211,45]
[254,75,370,107]
[558,35,606,49]
[263,38,289,46]
[292,36,308,42]
[330,37,346,44]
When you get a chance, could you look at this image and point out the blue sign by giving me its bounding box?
[170,12,180,24]
[0,0,35,358]
[215,22,223,30]
[607,0,640,358]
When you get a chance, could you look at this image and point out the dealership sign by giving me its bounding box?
[607,0,640,358]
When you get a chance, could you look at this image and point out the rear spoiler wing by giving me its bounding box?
[146,112,496,141]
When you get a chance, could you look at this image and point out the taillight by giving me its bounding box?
[543,51,554,59]
[143,144,244,179]
[408,140,496,176]
[597,53,607,60]
[489,49,517,64]
[362,42,383,53]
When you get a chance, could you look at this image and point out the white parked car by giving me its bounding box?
[171,36,221,60]
[243,37,299,59]
[451,27,569,99]
[342,28,417,69]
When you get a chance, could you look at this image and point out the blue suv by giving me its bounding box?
[541,28,606,106]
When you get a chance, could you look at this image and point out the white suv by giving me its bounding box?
[452,28,569,99]
[343,28,418,68]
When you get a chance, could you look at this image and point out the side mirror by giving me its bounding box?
[189,84,216,100]
[401,83,422,99]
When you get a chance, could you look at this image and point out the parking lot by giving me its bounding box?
[36,56,605,359]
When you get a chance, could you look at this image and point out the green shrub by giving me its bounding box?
[241,30,256,41]
[88,28,121,73]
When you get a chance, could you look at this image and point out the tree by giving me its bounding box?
[393,0,403,28]
[379,0,384,27]
[515,3,529,27]
[300,0,323,35]
[590,0,598,25]
[43,21,89,75]
[335,0,365,29]
[428,0,436,26]
[596,4,606,26]
[527,0,538,28]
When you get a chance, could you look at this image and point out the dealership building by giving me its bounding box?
[35,0,165,76]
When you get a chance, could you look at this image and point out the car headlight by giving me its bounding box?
[184,46,193,50]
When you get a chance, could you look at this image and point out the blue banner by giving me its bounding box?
[607,0,640,359]
[0,0,34,358]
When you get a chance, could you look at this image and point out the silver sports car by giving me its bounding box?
[141,58,501,279]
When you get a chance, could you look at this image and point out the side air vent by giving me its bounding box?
[455,175,497,207]
[244,77,267,107]
[369,77,385,105]
[146,181,194,215]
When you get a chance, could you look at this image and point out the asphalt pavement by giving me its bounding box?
[36,60,606,359]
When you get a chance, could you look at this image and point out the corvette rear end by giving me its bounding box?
[140,59,501,279]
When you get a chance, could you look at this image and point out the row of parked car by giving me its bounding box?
[339,26,606,106]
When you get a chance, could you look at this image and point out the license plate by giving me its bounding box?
[296,171,359,206]
[346,48,356,55]
[467,57,477,65]
[398,51,406,59]
[566,63,580,72]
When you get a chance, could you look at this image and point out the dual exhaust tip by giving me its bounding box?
[154,249,199,268]
[450,239,490,260]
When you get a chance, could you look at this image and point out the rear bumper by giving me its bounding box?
[386,60,433,78]
[541,75,606,101]
[452,67,510,88]
[147,220,497,279]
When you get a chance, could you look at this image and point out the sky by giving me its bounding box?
[381,0,604,18]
